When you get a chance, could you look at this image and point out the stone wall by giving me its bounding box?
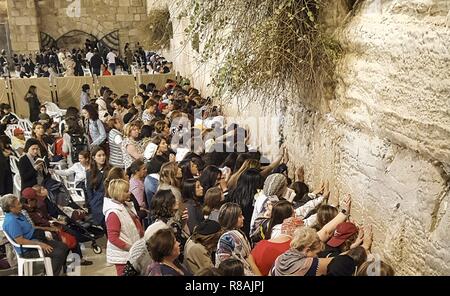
[4,0,169,54]
[36,0,152,53]
[0,0,7,22]
[171,0,450,275]
[6,0,40,53]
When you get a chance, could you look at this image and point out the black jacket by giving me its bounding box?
[18,155,38,191]
[90,53,103,69]
[26,93,40,122]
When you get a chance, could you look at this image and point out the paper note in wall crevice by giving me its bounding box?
[176,148,190,162]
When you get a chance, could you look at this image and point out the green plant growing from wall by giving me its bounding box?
[180,0,342,105]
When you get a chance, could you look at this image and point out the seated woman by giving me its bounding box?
[1,194,69,275]
[144,190,190,260]
[142,99,158,125]
[10,128,26,157]
[179,159,200,184]
[18,138,50,191]
[31,122,53,166]
[53,150,90,190]
[21,187,92,266]
[183,219,222,274]
[218,258,245,276]
[147,228,192,276]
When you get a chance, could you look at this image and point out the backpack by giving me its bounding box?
[70,133,88,164]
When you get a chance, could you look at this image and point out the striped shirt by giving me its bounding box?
[108,128,124,168]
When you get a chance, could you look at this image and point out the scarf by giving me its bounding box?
[270,248,314,276]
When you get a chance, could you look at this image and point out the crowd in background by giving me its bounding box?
[0,40,171,79]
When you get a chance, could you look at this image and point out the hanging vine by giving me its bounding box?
[179,0,342,104]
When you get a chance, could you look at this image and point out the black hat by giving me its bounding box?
[82,84,90,91]
[24,138,41,152]
[326,255,357,276]
[194,220,221,236]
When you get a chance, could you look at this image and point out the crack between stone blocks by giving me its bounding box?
[429,183,450,233]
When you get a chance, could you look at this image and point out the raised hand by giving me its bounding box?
[295,166,305,182]
[363,225,373,251]
[341,195,351,215]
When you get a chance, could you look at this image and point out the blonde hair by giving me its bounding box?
[133,95,143,107]
[154,120,167,134]
[124,122,141,137]
[159,161,180,188]
[108,179,130,203]
[290,227,321,252]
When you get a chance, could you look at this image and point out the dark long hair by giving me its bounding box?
[179,159,194,183]
[65,107,80,120]
[127,159,145,178]
[150,189,176,222]
[266,200,294,239]
[199,165,221,193]
[182,178,202,206]
[65,117,84,135]
[233,153,251,172]
[227,168,263,209]
[82,104,99,121]
[88,146,111,190]
[24,85,37,101]
[221,152,238,173]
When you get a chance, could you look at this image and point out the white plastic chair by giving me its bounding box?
[18,119,32,133]
[4,124,21,139]
[1,230,53,276]
[44,102,67,118]
[10,156,19,175]
[4,128,13,139]
[62,175,85,204]
[82,67,92,77]
[13,174,21,195]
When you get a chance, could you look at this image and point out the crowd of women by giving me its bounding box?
[0,77,395,276]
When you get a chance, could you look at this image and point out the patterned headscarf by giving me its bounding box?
[281,217,304,237]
